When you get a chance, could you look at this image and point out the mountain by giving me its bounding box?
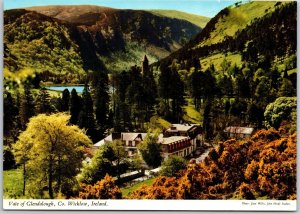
[193,1,280,47]
[4,5,209,83]
[158,1,296,73]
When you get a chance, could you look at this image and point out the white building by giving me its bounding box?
[224,126,254,139]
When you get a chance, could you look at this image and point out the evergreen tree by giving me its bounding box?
[142,65,157,121]
[4,91,18,137]
[35,88,53,114]
[190,70,205,109]
[78,85,96,141]
[278,78,295,97]
[158,65,185,122]
[203,100,213,140]
[4,91,19,149]
[169,68,185,122]
[113,71,131,131]
[91,71,109,135]
[126,65,145,129]
[19,84,35,129]
[61,89,70,112]
[70,89,81,125]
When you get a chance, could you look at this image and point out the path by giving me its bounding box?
[194,143,215,164]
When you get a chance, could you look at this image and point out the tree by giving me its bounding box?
[4,91,19,145]
[278,78,295,97]
[78,85,96,141]
[90,71,109,135]
[203,100,213,140]
[19,84,35,129]
[13,113,92,198]
[3,145,16,170]
[247,102,264,128]
[79,175,122,199]
[142,65,157,121]
[190,70,205,109]
[13,131,33,196]
[138,131,162,168]
[158,65,185,122]
[254,76,275,106]
[61,89,70,112]
[112,140,127,180]
[35,88,53,114]
[264,97,296,129]
[112,71,131,131]
[160,156,188,177]
[126,65,146,129]
[70,89,81,125]
[78,143,116,184]
[130,154,144,172]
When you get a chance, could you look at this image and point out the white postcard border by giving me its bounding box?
[3,199,297,211]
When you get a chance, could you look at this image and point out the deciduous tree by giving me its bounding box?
[160,155,187,177]
[13,113,91,198]
[138,131,162,168]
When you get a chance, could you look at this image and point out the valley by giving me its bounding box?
[3,1,297,201]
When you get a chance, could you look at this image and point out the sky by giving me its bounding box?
[4,0,239,17]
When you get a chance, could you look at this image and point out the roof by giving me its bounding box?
[121,133,145,141]
[161,136,189,145]
[166,124,199,132]
[93,139,105,147]
[224,126,254,135]
[95,132,164,147]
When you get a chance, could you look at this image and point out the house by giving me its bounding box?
[224,126,254,139]
[159,136,193,159]
[164,124,203,151]
[93,132,160,157]
[93,123,203,159]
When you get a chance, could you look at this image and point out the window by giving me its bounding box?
[128,141,132,146]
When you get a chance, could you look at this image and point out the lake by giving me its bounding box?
[45,85,85,93]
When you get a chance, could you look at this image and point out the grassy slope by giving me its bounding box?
[121,177,156,197]
[148,116,172,131]
[199,1,278,47]
[200,52,242,71]
[149,10,210,28]
[3,168,23,199]
[183,98,202,125]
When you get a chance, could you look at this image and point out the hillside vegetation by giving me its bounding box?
[159,1,296,74]
[149,10,210,28]
[194,1,282,47]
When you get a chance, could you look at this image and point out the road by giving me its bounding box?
[194,143,215,164]
[195,148,212,163]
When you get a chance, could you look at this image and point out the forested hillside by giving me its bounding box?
[4,5,207,83]
[159,1,296,71]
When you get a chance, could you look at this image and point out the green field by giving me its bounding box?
[183,98,202,124]
[149,10,210,28]
[121,177,156,197]
[3,168,23,199]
